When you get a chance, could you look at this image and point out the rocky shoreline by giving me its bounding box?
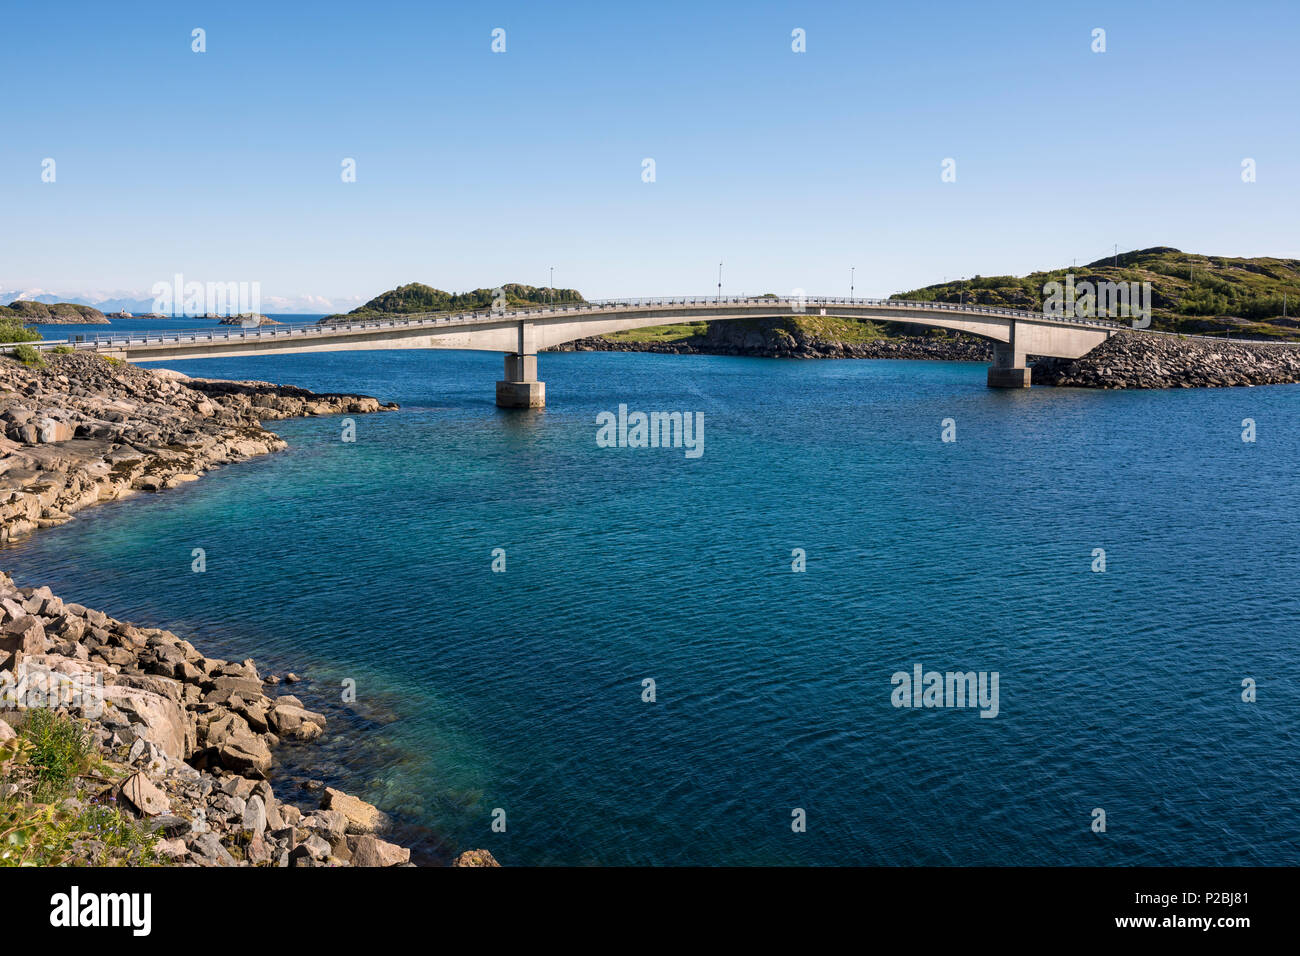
[0,352,399,543]
[0,352,496,867]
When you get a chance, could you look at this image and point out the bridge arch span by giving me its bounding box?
[32,296,1121,406]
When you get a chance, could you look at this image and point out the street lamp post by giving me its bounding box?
[549,267,554,306]
[850,266,855,300]
[717,261,722,303]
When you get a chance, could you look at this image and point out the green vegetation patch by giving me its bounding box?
[0,796,159,866]
[9,343,44,368]
[12,708,94,800]
[605,321,708,343]
[0,316,43,346]
[0,709,158,866]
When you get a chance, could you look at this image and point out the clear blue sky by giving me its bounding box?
[2,0,1296,310]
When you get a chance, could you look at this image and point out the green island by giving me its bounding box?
[321,282,585,322]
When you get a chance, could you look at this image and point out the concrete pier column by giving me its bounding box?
[496,321,545,407]
[987,324,1031,388]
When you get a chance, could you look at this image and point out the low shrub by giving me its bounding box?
[15,708,94,800]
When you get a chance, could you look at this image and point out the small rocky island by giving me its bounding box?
[0,301,108,325]
[217,314,283,327]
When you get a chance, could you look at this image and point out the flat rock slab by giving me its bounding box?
[322,787,386,833]
[120,771,170,816]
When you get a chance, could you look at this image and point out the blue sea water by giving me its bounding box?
[6,332,1300,866]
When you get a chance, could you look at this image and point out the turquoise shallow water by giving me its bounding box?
[5,343,1300,865]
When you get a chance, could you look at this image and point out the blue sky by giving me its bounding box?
[2,0,1296,310]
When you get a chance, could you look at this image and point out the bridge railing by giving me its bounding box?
[24,294,1136,352]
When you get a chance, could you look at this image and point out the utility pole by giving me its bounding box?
[1114,244,1118,267]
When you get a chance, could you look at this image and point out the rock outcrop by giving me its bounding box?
[549,319,993,362]
[0,570,374,866]
[1032,331,1300,388]
[0,352,398,543]
[0,572,498,867]
[216,315,283,327]
[452,848,500,867]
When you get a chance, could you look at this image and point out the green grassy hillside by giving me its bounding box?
[891,247,1300,339]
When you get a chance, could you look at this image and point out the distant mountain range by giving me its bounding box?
[0,290,362,315]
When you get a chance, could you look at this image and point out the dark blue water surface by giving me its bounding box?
[5,338,1299,865]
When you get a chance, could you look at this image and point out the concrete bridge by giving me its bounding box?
[38,296,1123,407]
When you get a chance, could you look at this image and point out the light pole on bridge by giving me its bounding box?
[850,266,855,300]
[717,261,722,303]
[549,267,554,306]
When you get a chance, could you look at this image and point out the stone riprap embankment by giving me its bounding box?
[1031,331,1300,388]
[0,352,398,543]
[0,572,498,867]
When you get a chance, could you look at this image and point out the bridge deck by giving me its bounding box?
[20,296,1127,357]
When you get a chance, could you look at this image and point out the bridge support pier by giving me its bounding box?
[496,352,545,408]
[987,328,1031,388]
[496,319,545,408]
